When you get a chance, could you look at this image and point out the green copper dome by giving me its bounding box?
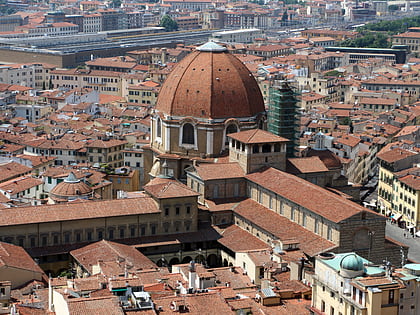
[340,253,364,271]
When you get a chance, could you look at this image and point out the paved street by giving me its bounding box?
[386,221,420,263]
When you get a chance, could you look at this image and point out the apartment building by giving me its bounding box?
[311,252,402,315]
[51,68,122,96]
[377,147,420,217]
[86,139,127,169]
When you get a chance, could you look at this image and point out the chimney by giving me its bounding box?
[298,257,305,281]
[48,277,54,312]
[161,48,167,65]
[188,261,197,291]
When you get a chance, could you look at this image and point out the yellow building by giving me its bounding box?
[312,252,403,315]
[106,167,140,198]
[377,147,419,217]
[86,139,127,169]
[127,81,160,106]
[391,167,420,231]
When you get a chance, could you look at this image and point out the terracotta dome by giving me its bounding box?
[50,172,92,199]
[156,42,265,119]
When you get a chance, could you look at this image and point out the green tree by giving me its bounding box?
[281,10,288,21]
[160,15,178,32]
[388,4,399,11]
[111,0,121,8]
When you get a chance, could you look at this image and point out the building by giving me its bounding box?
[70,240,157,278]
[392,32,420,54]
[86,139,127,169]
[325,47,407,64]
[311,252,402,315]
[48,172,94,204]
[16,22,79,37]
[377,147,419,218]
[144,41,266,182]
[0,241,45,289]
[210,28,263,44]
[0,178,200,275]
[107,167,140,198]
[268,81,300,157]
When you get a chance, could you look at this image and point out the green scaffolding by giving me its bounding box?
[268,81,300,158]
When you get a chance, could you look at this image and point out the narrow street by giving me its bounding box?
[386,221,420,263]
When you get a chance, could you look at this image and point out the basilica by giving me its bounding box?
[0,42,406,275]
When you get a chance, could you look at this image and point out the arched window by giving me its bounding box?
[156,117,162,138]
[225,124,238,145]
[182,123,195,145]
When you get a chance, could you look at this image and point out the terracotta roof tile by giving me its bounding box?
[0,241,44,274]
[286,157,329,174]
[144,178,199,199]
[71,240,157,275]
[0,162,32,183]
[228,129,289,144]
[377,147,417,163]
[245,168,377,223]
[67,296,124,315]
[156,47,265,119]
[0,176,42,194]
[234,199,337,256]
[215,225,269,252]
[0,197,160,226]
[193,162,244,180]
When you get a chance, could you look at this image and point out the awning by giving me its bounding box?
[112,288,127,292]
[391,213,402,221]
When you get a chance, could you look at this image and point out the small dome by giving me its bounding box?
[340,253,364,271]
[50,172,92,198]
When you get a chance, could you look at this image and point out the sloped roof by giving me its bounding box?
[228,129,289,144]
[246,167,378,223]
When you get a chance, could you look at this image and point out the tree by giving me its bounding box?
[388,4,399,11]
[281,10,288,21]
[160,15,178,32]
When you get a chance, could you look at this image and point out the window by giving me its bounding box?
[213,185,219,198]
[182,123,194,144]
[225,124,237,145]
[176,207,180,215]
[108,229,114,240]
[141,226,146,236]
[119,228,125,238]
[165,208,169,216]
[156,117,162,138]
[321,300,325,312]
[87,231,92,241]
[186,206,191,214]
[327,226,332,241]
[151,225,156,235]
[389,290,394,304]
